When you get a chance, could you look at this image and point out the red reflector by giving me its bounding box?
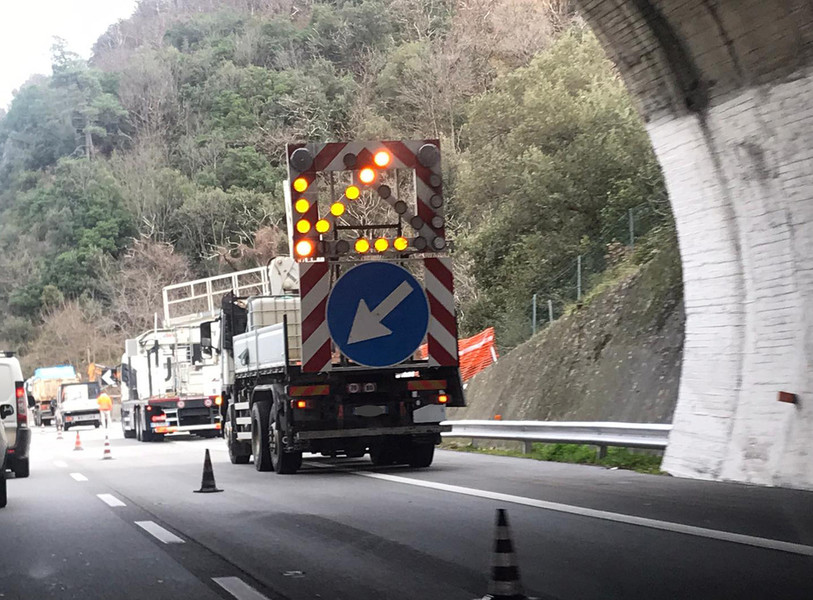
[151,415,166,423]
[146,405,153,411]
[438,394,449,404]
[289,384,330,397]
[407,380,447,391]
[214,423,222,429]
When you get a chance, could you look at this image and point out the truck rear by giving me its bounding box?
[207,139,464,473]
[29,365,80,427]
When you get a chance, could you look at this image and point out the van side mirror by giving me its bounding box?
[0,404,13,419]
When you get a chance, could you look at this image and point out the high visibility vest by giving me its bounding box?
[97,394,113,412]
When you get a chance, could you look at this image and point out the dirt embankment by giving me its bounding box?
[451,247,684,423]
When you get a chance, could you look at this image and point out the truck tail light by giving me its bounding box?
[214,395,223,406]
[292,399,312,409]
[437,393,448,404]
[151,414,167,423]
[15,382,27,426]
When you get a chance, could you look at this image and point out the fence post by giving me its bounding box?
[577,255,582,301]
[532,294,538,335]
[628,208,635,249]
[548,299,554,324]
[524,441,533,454]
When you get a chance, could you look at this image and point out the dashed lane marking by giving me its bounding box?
[54,460,68,468]
[97,493,126,507]
[69,472,88,482]
[135,520,185,544]
[352,470,813,558]
[213,576,273,600]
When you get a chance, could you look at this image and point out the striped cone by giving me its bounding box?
[481,509,528,600]
[56,426,63,440]
[194,449,223,493]
[73,431,83,452]
[102,435,113,460]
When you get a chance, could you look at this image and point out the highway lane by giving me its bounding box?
[3,425,813,600]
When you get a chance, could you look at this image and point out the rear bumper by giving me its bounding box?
[9,427,31,460]
[295,424,450,441]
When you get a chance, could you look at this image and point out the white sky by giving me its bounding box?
[0,0,139,110]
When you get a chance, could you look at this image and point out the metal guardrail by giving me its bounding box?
[441,420,671,456]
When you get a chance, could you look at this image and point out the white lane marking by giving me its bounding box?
[70,472,88,482]
[97,494,126,507]
[355,471,813,557]
[54,460,68,468]
[213,576,272,600]
[135,521,185,544]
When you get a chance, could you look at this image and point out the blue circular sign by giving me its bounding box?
[327,262,429,368]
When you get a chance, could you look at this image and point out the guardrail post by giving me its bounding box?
[523,441,533,454]
[597,445,607,460]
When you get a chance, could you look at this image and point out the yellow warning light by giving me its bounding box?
[373,151,391,168]
[295,239,315,258]
[345,185,360,200]
[315,219,331,234]
[374,238,389,252]
[355,238,371,253]
[393,236,409,251]
[330,202,346,217]
[359,168,376,185]
[296,219,311,234]
[295,198,310,213]
[293,177,309,193]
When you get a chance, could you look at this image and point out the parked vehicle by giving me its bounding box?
[28,365,80,427]
[0,351,31,479]
[59,382,102,431]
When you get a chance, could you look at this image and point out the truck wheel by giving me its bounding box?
[35,413,42,427]
[136,411,144,442]
[0,473,7,508]
[12,457,29,479]
[44,419,52,427]
[370,442,397,466]
[122,413,136,439]
[227,406,250,465]
[251,402,273,472]
[270,414,301,474]
[408,443,435,468]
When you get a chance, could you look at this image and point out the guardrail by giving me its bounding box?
[441,420,671,457]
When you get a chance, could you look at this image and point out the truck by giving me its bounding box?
[28,365,80,427]
[58,381,102,431]
[119,324,223,442]
[163,139,464,473]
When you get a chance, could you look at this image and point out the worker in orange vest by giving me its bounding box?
[97,392,113,429]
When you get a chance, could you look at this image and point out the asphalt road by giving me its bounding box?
[1,425,812,600]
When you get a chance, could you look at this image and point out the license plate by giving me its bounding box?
[353,405,388,417]
[71,414,96,422]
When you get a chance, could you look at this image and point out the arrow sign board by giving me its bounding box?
[102,369,115,386]
[327,262,429,368]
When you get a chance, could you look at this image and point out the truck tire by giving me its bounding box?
[370,442,397,466]
[12,457,29,479]
[251,402,273,472]
[44,419,52,427]
[122,413,136,439]
[270,414,301,474]
[407,443,435,468]
[227,406,250,465]
[0,473,6,508]
[35,413,42,427]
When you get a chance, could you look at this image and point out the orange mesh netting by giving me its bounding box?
[419,327,498,381]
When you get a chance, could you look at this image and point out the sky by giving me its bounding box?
[0,0,140,110]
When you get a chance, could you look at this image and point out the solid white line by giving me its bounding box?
[354,471,813,557]
[54,460,68,468]
[213,576,272,600]
[135,521,185,544]
[70,472,88,482]
[97,494,126,508]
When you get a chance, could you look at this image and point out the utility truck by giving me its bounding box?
[120,323,223,441]
[28,365,80,427]
[164,139,464,473]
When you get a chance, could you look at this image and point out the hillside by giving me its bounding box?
[453,233,683,423]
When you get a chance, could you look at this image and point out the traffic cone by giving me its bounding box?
[56,425,63,440]
[479,509,529,600]
[194,449,223,493]
[102,435,113,460]
[73,431,83,451]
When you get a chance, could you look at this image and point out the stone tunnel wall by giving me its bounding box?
[574,0,813,488]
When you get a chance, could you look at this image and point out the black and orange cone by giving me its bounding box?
[194,449,223,493]
[480,509,528,600]
[73,431,83,451]
[102,435,113,460]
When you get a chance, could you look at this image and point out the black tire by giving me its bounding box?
[370,442,397,466]
[0,473,7,509]
[269,413,301,474]
[226,406,250,465]
[12,457,29,479]
[135,410,144,441]
[122,413,136,439]
[408,443,435,468]
[35,413,42,427]
[63,423,70,432]
[251,402,273,472]
[44,419,52,427]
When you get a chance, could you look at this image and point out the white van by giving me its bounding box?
[0,351,31,478]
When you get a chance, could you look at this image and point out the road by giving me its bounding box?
[1,425,812,600]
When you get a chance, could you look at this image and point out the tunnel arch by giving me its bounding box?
[573,1,813,488]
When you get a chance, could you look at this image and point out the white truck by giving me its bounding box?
[163,139,465,473]
[119,324,223,441]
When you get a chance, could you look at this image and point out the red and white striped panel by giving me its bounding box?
[424,257,458,366]
[299,261,332,372]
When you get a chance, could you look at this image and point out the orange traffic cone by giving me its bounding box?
[56,425,63,440]
[194,449,223,493]
[102,435,113,460]
[73,431,83,451]
[479,509,530,600]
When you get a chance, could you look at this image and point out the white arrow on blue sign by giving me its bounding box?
[327,262,429,368]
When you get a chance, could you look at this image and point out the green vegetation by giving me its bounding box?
[444,441,664,474]
[0,0,671,372]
